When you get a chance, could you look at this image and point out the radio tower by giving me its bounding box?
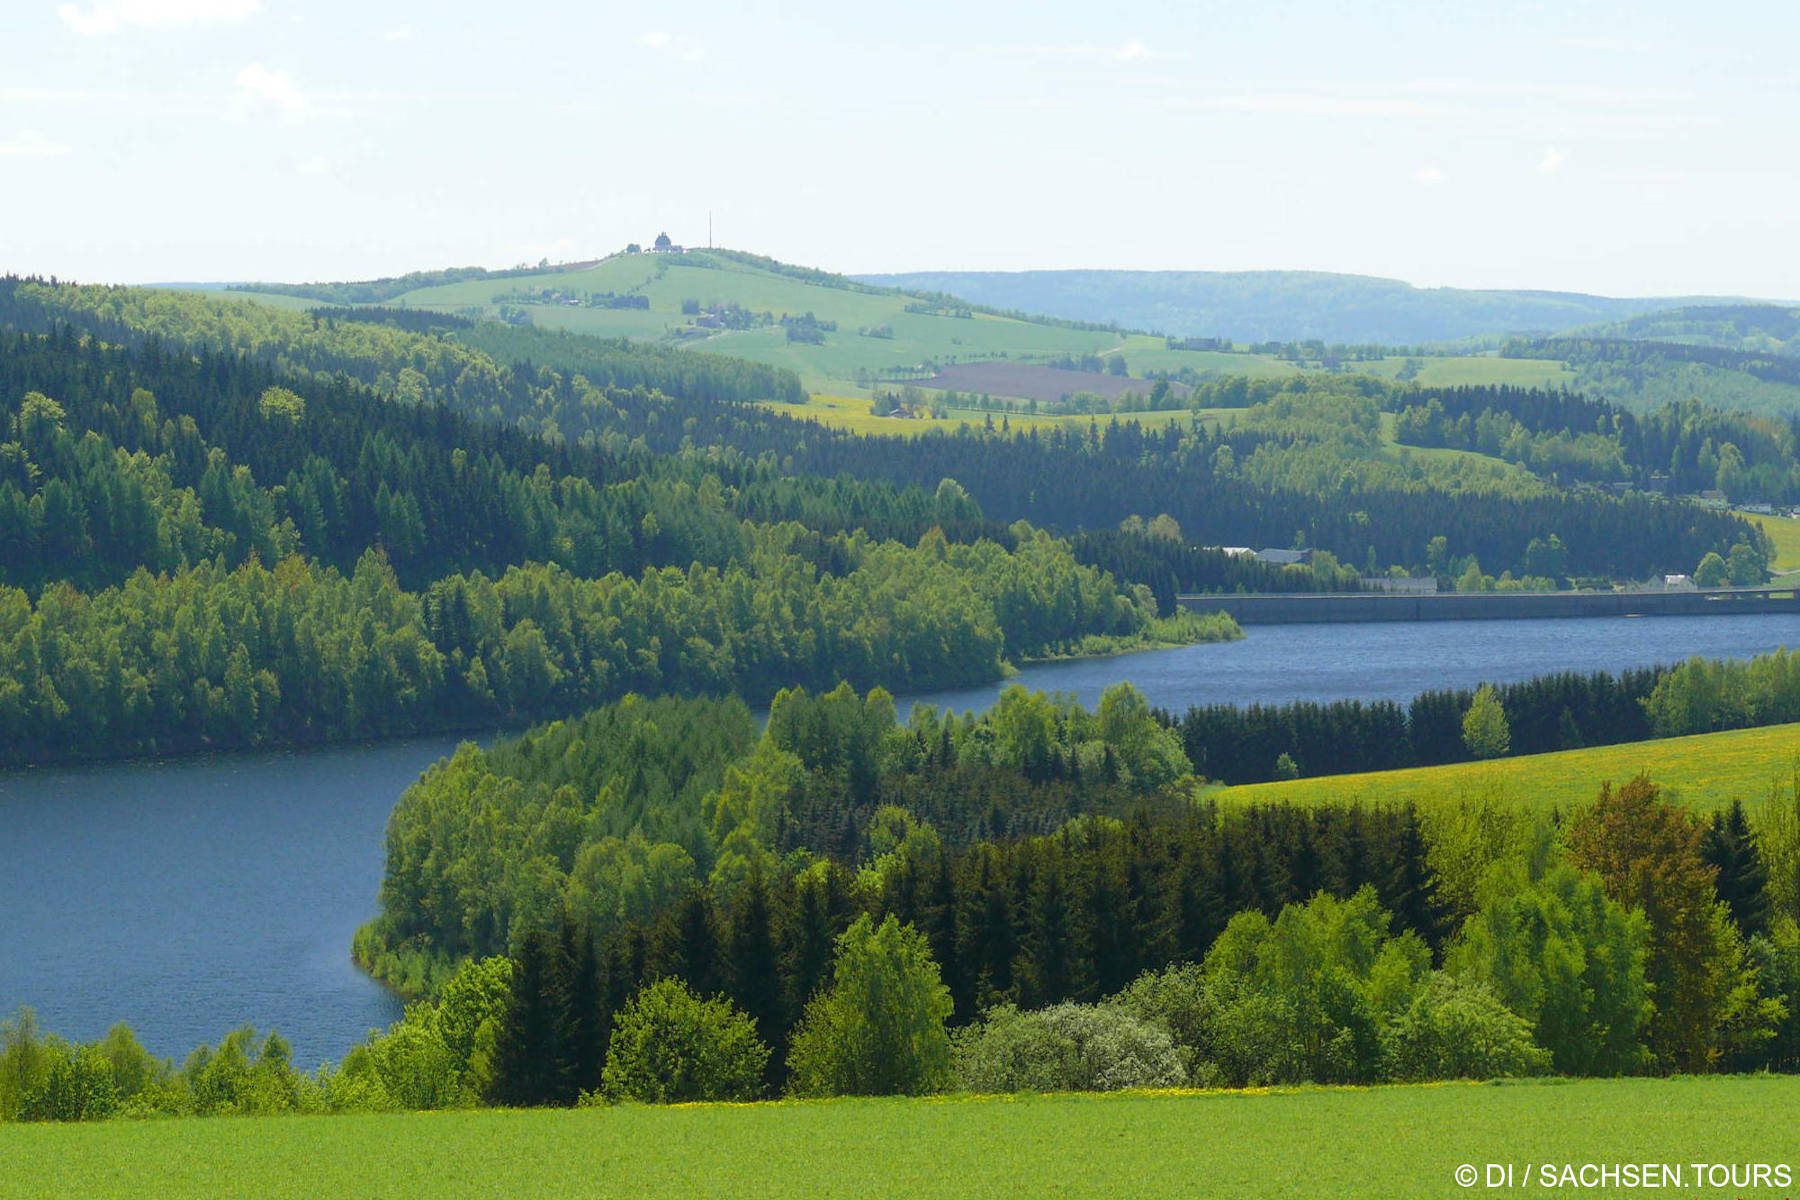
[708,210,713,249]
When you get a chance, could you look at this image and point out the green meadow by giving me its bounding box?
[1753,514,1800,573]
[1215,721,1800,815]
[4,1077,1794,1200]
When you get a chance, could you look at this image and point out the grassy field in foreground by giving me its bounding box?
[1215,722,1800,815]
[4,1076,1795,1199]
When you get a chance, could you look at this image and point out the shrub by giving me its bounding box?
[1386,974,1550,1081]
[601,979,768,1104]
[952,1002,1185,1093]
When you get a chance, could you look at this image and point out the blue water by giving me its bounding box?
[1,612,1795,1065]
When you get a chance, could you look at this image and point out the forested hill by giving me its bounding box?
[1557,305,1800,357]
[0,288,1232,764]
[3,278,1763,596]
[854,269,1761,345]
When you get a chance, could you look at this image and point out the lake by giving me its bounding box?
[2,612,1795,1066]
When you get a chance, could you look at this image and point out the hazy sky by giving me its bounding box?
[2,0,1795,297]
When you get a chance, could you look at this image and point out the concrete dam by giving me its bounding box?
[1178,586,1800,625]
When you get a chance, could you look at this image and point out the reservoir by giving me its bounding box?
[2,612,1795,1066]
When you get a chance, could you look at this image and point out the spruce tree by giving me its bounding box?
[725,868,785,1079]
[486,928,572,1107]
[559,914,605,1096]
[1706,799,1771,938]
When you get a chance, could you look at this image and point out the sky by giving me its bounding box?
[1,0,1795,297]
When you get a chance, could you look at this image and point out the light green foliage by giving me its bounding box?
[181,1029,322,1117]
[1385,974,1551,1081]
[330,957,513,1112]
[1194,888,1430,1086]
[1461,684,1511,759]
[332,1006,462,1112]
[1694,551,1728,587]
[0,1011,176,1123]
[1447,862,1650,1076]
[257,386,306,424]
[1761,774,1800,923]
[1642,650,1800,738]
[786,915,952,1097]
[929,681,1192,791]
[365,695,754,983]
[599,979,768,1104]
[951,1003,1186,1093]
[1749,918,1800,1069]
[572,835,701,942]
[1096,682,1190,790]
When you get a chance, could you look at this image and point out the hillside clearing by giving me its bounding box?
[4,1076,1796,1199]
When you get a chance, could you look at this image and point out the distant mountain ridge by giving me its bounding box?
[853,269,1773,346]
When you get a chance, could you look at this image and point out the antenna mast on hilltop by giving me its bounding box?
[708,210,713,249]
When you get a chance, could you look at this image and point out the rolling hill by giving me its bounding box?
[208,250,1800,419]
[855,268,1770,346]
[215,250,1577,400]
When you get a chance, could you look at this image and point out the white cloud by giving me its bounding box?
[0,129,73,155]
[383,25,413,42]
[297,154,330,175]
[230,63,308,123]
[1538,146,1567,174]
[641,30,703,62]
[58,0,260,35]
[1413,165,1447,185]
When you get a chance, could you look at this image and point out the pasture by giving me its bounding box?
[1215,721,1800,815]
[4,1076,1794,1199]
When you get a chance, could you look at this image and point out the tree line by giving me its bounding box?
[0,523,1215,765]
